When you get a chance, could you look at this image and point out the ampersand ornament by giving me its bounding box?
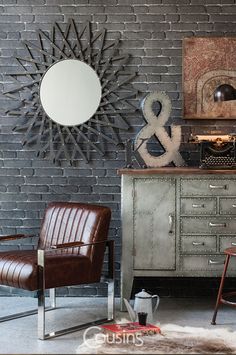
[134,91,186,167]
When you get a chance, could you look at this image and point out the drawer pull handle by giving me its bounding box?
[192,204,205,208]
[209,222,226,228]
[232,204,236,208]
[168,214,174,234]
[192,241,205,246]
[209,259,224,265]
[231,242,236,246]
[209,184,227,190]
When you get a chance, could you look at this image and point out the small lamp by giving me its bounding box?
[214,84,236,102]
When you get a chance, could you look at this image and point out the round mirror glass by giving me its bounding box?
[39,59,102,126]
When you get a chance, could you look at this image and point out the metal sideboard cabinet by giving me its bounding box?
[119,168,236,310]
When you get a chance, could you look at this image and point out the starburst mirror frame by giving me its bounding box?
[3,19,137,165]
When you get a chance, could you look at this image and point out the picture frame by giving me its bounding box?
[183,37,236,119]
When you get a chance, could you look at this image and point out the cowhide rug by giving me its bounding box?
[77,323,236,354]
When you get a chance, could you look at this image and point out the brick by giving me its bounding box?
[21,185,49,193]
[178,5,206,12]
[197,23,214,30]
[179,14,209,21]
[124,23,140,30]
[33,6,60,13]
[0,176,24,184]
[4,5,32,13]
[191,0,218,2]
[149,5,177,13]
[0,168,19,175]
[0,14,20,22]
[205,5,222,12]
[133,6,148,13]
[163,0,189,3]
[0,192,28,201]
[33,168,63,176]
[106,6,133,13]
[124,31,151,40]
[213,22,236,31]
[93,185,120,193]
[7,185,20,192]
[166,31,194,39]
[143,57,171,65]
[49,185,78,193]
[210,14,236,22]
[97,177,121,185]
[17,202,46,210]
[79,186,92,193]
[107,14,136,22]
[141,22,170,31]
[25,177,52,184]
[137,14,165,22]
[222,5,236,12]
[18,0,44,3]
[74,5,104,13]
[90,0,115,3]
[68,177,97,185]
[35,15,64,23]
[0,218,22,226]
[171,23,198,30]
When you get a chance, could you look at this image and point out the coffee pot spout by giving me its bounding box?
[123,298,137,322]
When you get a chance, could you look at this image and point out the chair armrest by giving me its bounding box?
[0,234,35,242]
[50,239,115,279]
[51,240,108,249]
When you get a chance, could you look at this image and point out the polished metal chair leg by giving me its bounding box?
[38,289,45,340]
[38,249,46,340]
[49,288,56,309]
[107,279,115,320]
[37,241,115,340]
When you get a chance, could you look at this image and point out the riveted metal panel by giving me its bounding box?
[133,178,176,270]
[181,235,217,254]
[180,197,217,215]
[181,216,236,235]
[219,198,236,215]
[219,235,236,252]
[181,178,236,196]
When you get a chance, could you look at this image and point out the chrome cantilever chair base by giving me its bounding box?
[0,247,115,340]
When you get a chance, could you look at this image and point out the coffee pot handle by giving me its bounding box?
[152,295,160,313]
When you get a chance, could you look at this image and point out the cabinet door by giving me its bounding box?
[133,178,176,270]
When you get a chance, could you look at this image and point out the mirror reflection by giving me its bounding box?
[40,59,102,126]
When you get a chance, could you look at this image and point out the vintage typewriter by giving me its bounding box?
[190,134,236,169]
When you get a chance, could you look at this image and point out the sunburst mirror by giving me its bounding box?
[3,19,137,165]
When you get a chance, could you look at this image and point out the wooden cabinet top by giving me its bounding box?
[118,167,236,176]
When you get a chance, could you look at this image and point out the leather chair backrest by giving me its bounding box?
[38,202,111,281]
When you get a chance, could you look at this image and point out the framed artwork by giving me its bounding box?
[183,37,236,119]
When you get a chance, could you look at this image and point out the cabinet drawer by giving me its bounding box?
[181,179,236,196]
[181,217,236,234]
[220,198,236,215]
[180,198,216,215]
[181,236,217,254]
[180,255,236,271]
[219,236,236,252]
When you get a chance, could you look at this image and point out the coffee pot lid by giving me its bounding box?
[135,289,152,299]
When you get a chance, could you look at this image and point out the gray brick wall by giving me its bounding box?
[0,0,236,297]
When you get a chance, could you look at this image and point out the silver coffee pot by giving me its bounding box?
[123,289,160,324]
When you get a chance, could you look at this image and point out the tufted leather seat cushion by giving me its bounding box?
[0,250,92,291]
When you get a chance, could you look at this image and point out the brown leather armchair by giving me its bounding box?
[0,202,114,340]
